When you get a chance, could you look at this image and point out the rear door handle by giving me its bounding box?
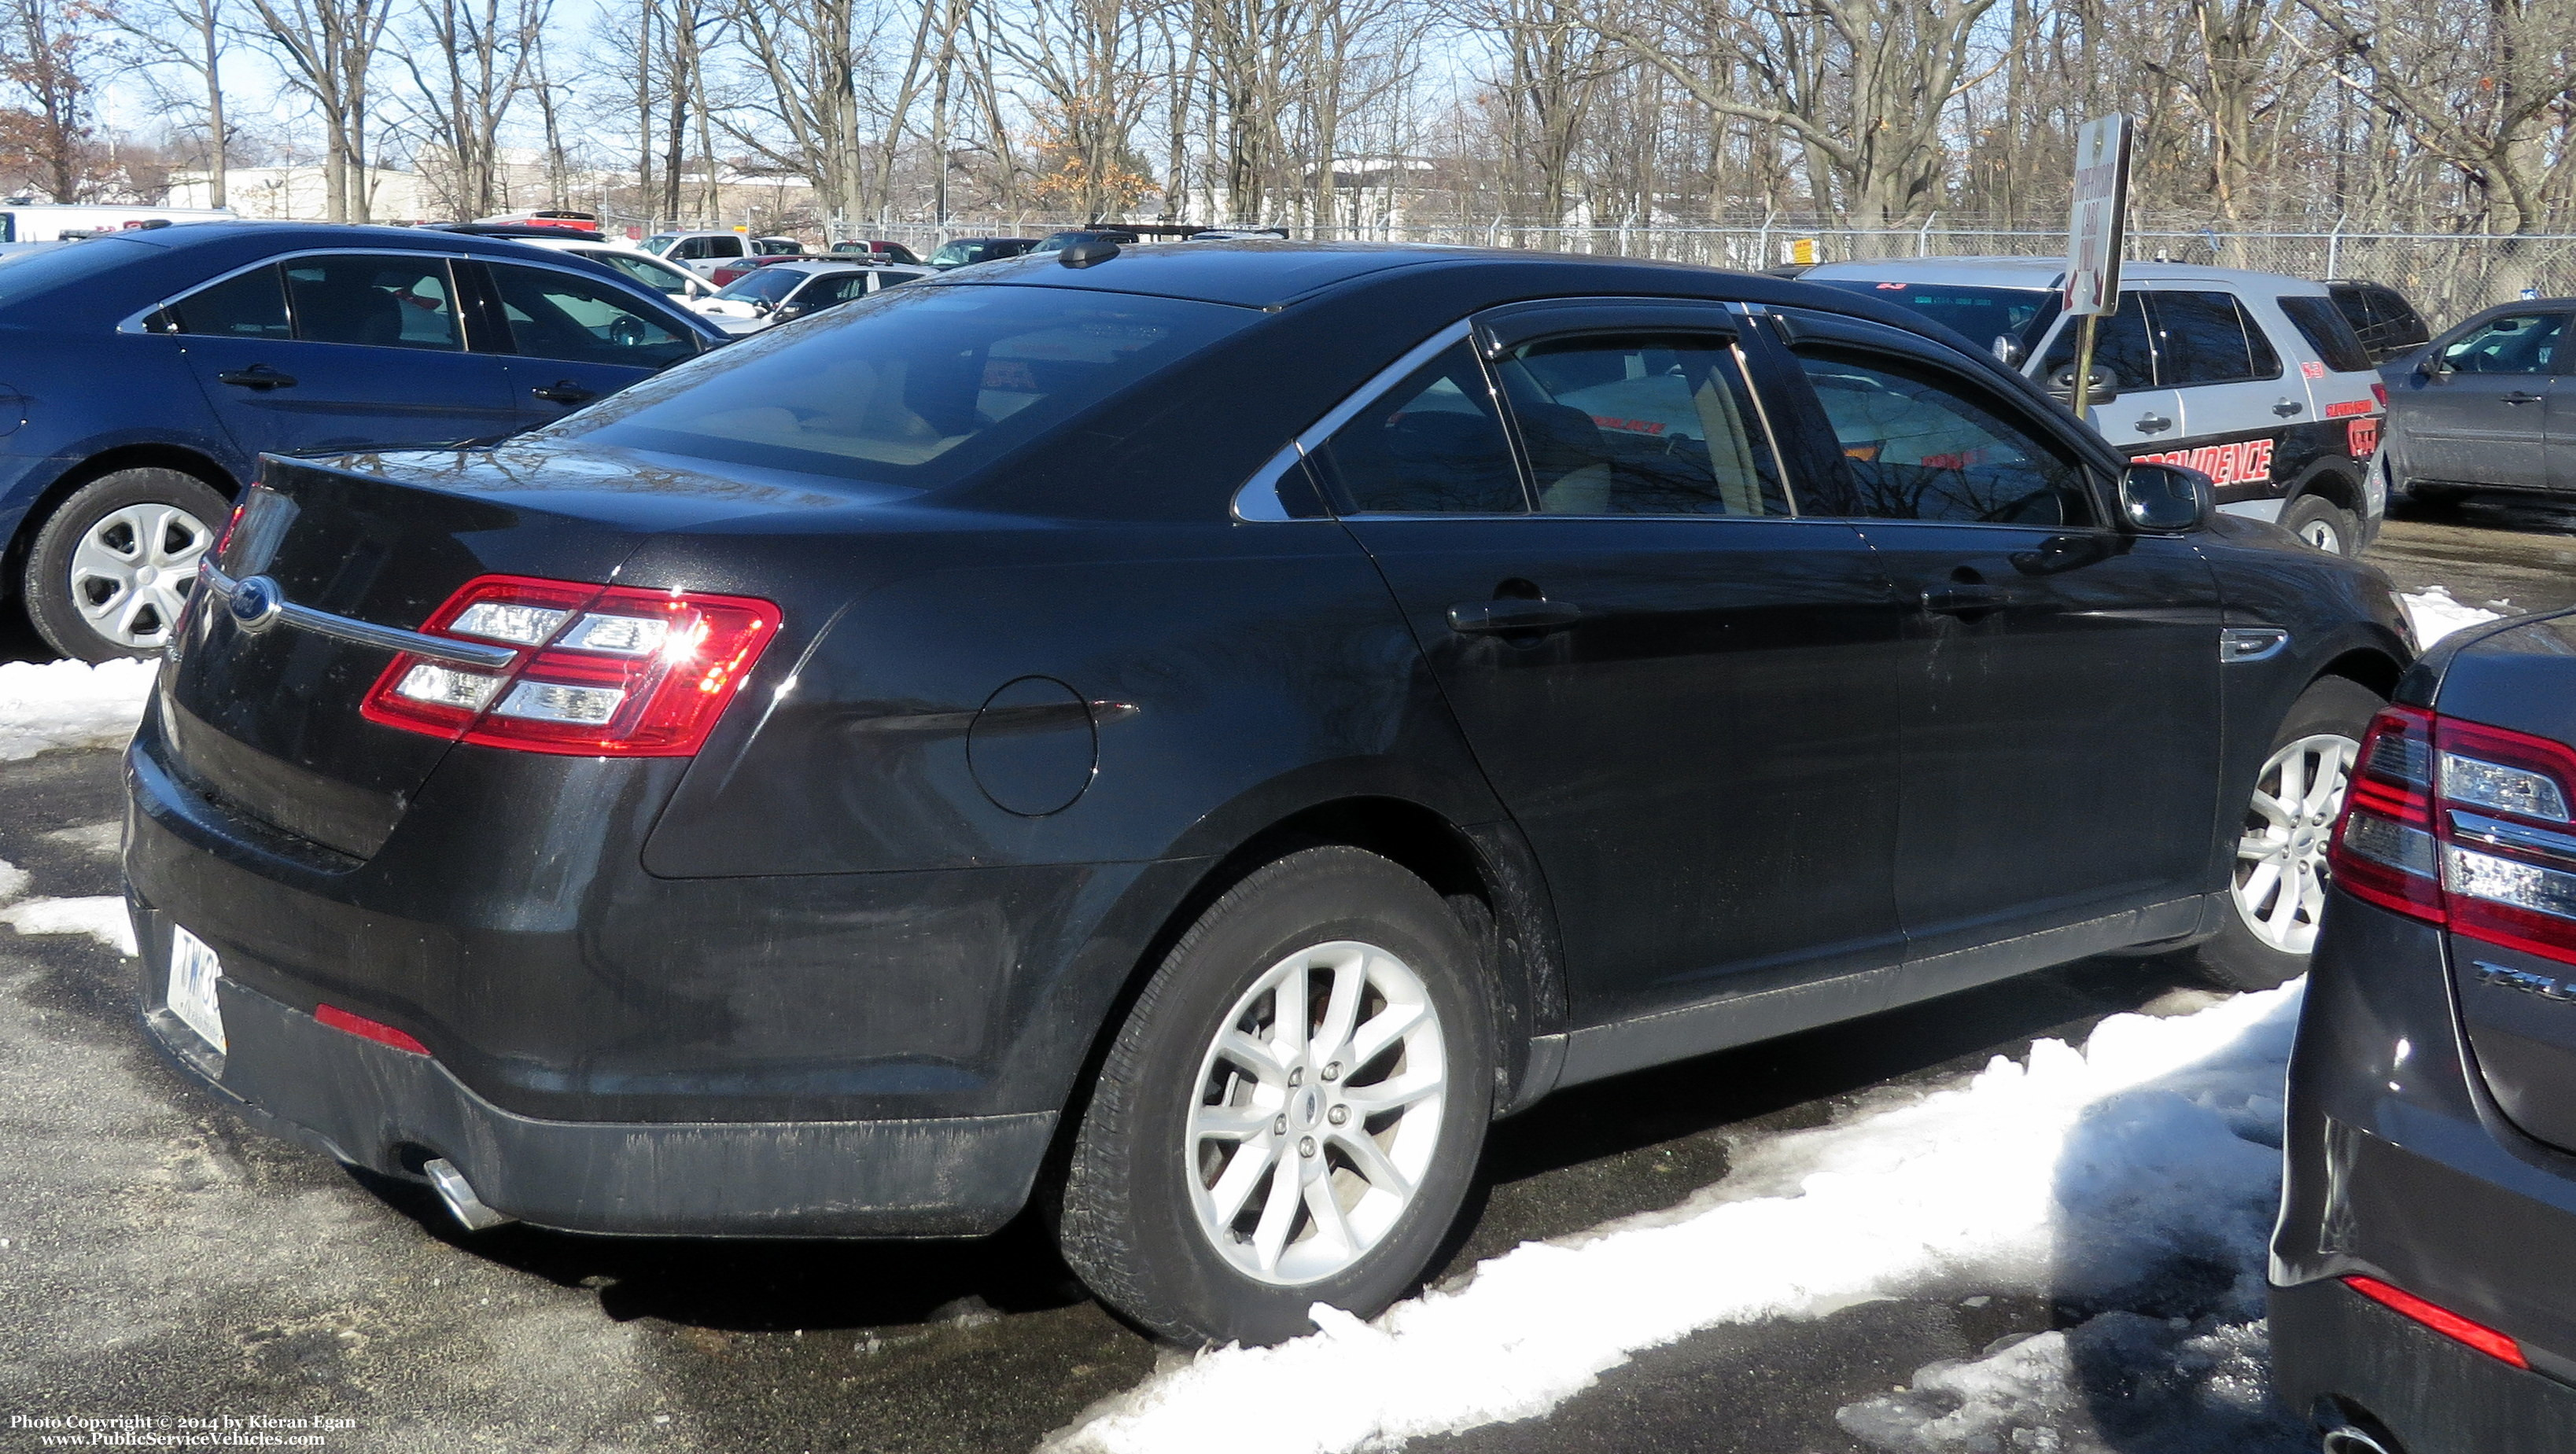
[530,381,599,405]
[1922,583,2012,615]
[216,365,297,391]
[2504,391,2545,405]
[1448,599,1585,634]
[2272,399,2305,417]
[2133,414,2172,433]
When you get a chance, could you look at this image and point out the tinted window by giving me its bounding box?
[487,262,696,369]
[805,274,875,307]
[567,285,1252,488]
[1814,282,2060,358]
[2153,291,2279,386]
[2278,295,2374,374]
[2038,289,2157,393]
[2441,314,2569,374]
[1493,333,1786,516]
[1794,348,2097,526]
[284,255,459,350]
[1310,340,1524,514]
[2368,287,2430,348]
[714,268,802,304]
[168,265,289,338]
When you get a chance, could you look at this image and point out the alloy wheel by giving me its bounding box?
[1185,939,1447,1286]
[2298,517,2345,553]
[69,502,212,650]
[2234,731,2360,954]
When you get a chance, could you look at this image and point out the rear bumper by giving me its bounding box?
[2271,1278,2576,1452]
[2272,891,2576,1449]
[135,955,1052,1236]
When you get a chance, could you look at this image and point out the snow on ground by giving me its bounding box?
[1048,985,2305,1454]
[0,896,138,955]
[0,657,157,761]
[2400,587,2506,646]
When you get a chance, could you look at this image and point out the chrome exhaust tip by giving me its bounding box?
[2322,1426,2396,1454]
[423,1157,514,1232]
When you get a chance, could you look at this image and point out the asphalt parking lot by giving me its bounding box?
[1,495,2567,1454]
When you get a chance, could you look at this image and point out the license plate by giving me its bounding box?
[167,923,227,1055]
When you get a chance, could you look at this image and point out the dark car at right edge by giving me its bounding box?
[2276,606,2576,1453]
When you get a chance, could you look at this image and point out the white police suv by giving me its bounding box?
[1803,258,2388,554]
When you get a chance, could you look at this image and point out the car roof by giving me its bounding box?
[953,239,1546,307]
[1802,254,2333,296]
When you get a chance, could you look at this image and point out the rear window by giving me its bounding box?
[559,285,1255,488]
[715,267,803,303]
[1810,282,2061,357]
[2278,295,2374,374]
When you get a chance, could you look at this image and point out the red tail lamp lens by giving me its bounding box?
[2330,705,2576,963]
[2344,1275,2527,1367]
[315,1003,430,1056]
[359,575,780,757]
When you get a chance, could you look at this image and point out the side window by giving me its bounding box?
[2278,296,2375,375]
[2154,291,2280,386]
[166,265,289,339]
[2441,314,2568,375]
[2038,289,2156,394]
[1308,340,1526,514]
[486,262,698,370]
[283,255,459,351]
[1792,348,2099,527]
[712,235,745,258]
[1491,333,1787,516]
[596,251,691,299]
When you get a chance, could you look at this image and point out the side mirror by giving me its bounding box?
[2417,351,2448,377]
[1991,333,2026,368]
[2046,365,2117,406]
[773,303,805,321]
[2119,462,2213,533]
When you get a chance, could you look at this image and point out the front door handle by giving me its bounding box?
[216,365,297,391]
[1922,583,2013,615]
[2272,398,2305,417]
[2503,391,2545,405]
[1448,599,1585,635]
[2134,413,2172,433]
[530,381,599,406]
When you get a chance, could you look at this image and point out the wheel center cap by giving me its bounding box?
[1295,1088,1321,1129]
[134,565,157,587]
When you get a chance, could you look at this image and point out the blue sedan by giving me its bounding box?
[0,223,726,660]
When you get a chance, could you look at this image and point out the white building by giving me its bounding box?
[165,165,433,223]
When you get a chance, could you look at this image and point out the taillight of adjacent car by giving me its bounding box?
[2331,705,2576,962]
[359,574,779,756]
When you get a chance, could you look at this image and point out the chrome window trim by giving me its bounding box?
[1231,318,1475,523]
[198,561,519,670]
[120,248,710,347]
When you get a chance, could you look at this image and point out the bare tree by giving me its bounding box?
[401,0,548,217]
[0,0,112,201]
[245,0,394,219]
[110,0,227,205]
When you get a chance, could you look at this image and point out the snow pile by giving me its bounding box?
[0,657,157,761]
[0,855,135,956]
[1839,1309,2304,1454]
[2400,587,2504,647]
[1048,985,2304,1454]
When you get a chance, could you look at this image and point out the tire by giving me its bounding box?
[2187,676,2386,992]
[2279,494,2360,556]
[24,469,230,662]
[1058,845,1496,1347]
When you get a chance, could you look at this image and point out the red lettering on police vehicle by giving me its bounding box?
[2134,436,2276,487]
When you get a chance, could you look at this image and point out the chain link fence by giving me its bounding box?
[820,216,2576,330]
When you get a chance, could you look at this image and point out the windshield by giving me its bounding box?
[558,285,1256,489]
[930,242,975,267]
[1810,281,2060,358]
[643,234,680,256]
[714,268,804,304]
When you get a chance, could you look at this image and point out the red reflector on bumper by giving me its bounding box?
[2344,1275,2528,1367]
[315,1003,430,1056]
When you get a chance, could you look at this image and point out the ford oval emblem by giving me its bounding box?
[228,575,285,633]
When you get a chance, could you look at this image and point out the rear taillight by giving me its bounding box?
[2343,1275,2527,1367]
[359,574,779,757]
[2370,381,2389,410]
[2330,705,2576,962]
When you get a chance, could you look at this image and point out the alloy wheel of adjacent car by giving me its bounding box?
[2280,495,2358,556]
[24,469,231,662]
[2187,675,2385,991]
[2233,731,2359,956]
[1058,845,1493,1347]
